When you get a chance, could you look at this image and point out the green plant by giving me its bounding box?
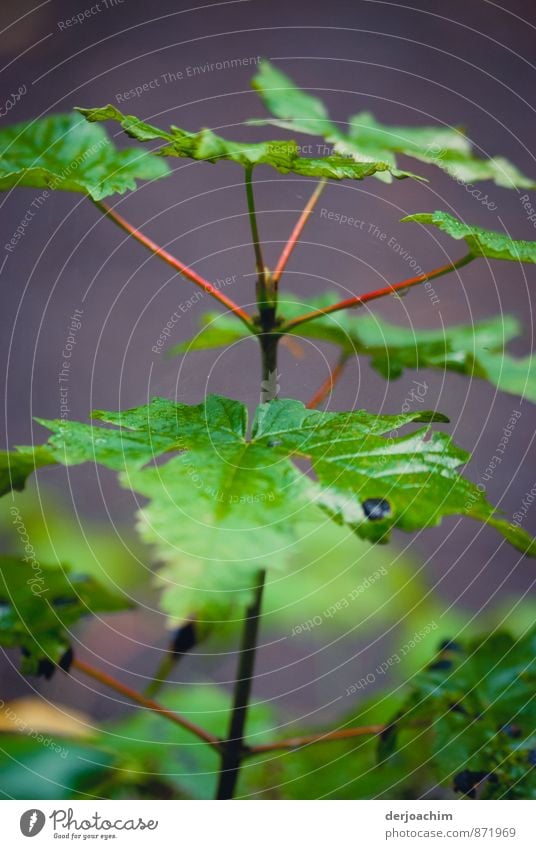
[1,61,536,800]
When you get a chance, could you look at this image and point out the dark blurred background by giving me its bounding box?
[1,0,535,726]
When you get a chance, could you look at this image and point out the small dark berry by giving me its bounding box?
[438,639,462,653]
[429,658,452,671]
[59,646,74,673]
[449,702,467,715]
[51,596,75,608]
[377,719,398,760]
[171,621,197,655]
[21,647,53,679]
[502,723,522,739]
[453,769,490,798]
[36,658,57,680]
[363,498,391,520]
[528,749,536,765]
[22,645,73,678]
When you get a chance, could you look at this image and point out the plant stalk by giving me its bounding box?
[281,254,473,333]
[215,326,278,799]
[144,653,177,699]
[216,569,266,799]
[259,331,280,396]
[93,201,254,331]
[245,723,386,755]
[244,165,266,284]
[72,658,221,750]
[272,179,326,289]
[306,352,349,409]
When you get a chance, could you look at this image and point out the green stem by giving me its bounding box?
[259,332,280,399]
[245,165,266,283]
[216,569,266,799]
[144,653,177,699]
[245,165,278,328]
[215,331,278,799]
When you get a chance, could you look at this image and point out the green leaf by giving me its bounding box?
[127,444,310,624]
[0,446,56,496]
[286,296,536,403]
[251,61,338,139]
[77,105,417,182]
[34,394,247,471]
[0,113,170,200]
[173,295,536,403]
[2,395,534,624]
[0,488,149,594]
[289,296,536,403]
[167,312,254,355]
[424,152,536,191]
[261,405,532,553]
[0,735,114,800]
[345,111,471,161]
[251,61,535,188]
[92,392,248,442]
[87,398,536,564]
[403,211,536,262]
[0,556,132,674]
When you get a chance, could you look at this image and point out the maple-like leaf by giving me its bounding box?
[403,210,536,262]
[251,61,536,188]
[76,105,419,182]
[0,396,533,624]
[0,113,169,200]
[0,556,131,675]
[172,294,536,403]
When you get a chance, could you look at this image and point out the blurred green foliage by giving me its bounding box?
[1,490,534,800]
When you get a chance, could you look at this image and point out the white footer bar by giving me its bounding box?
[2,799,534,848]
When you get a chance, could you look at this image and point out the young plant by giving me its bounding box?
[1,61,536,800]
